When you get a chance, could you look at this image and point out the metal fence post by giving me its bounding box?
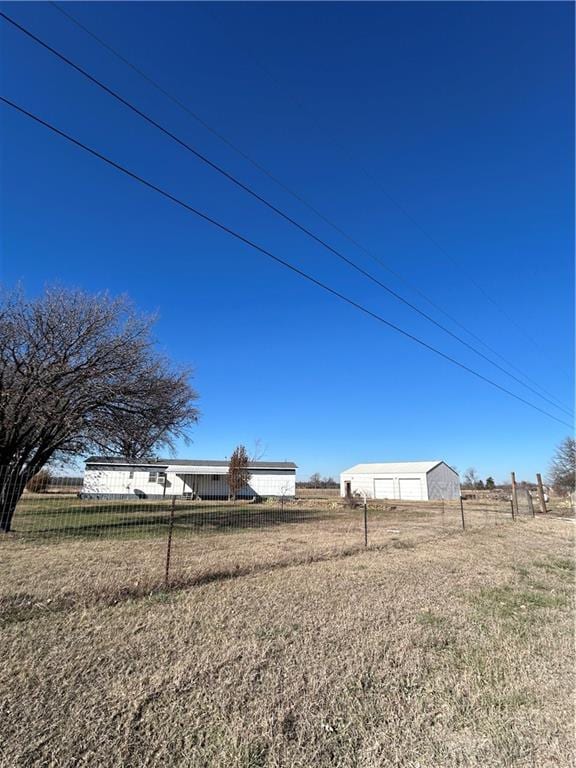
[510,498,515,522]
[364,499,368,547]
[459,496,465,531]
[165,494,176,587]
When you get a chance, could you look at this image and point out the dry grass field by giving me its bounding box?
[2,494,527,606]
[1,501,574,767]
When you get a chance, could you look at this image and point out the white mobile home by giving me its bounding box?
[82,457,297,499]
[340,461,460,501]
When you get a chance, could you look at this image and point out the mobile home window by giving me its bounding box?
[149,471,158,483]
[212,475,219,482]
[128,471,134,479]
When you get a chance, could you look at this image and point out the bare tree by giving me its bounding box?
[462,467,479,489]
[227,445,251,501]
[0,285,199,532]
[549,437,576,495]
[250,438,267,462]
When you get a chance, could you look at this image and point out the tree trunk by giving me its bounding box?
[0,468,28,533]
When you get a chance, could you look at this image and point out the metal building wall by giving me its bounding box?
[426,463,461,500]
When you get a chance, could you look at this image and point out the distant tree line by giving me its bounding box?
[25,470,83,493]
[462,469,534,491]
[461,438,576,496]
[461,468,496,490]
[297,473,339,489]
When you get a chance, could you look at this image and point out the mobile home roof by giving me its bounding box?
[85,456,297,470]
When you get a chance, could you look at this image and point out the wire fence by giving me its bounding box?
[0,470,566,612]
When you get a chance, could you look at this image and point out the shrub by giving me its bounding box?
[26,469,52,494]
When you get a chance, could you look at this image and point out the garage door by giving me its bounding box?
[374,478,395,499]
[398,478,422,500]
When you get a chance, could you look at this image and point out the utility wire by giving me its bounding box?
[48,1,570,412]
[203,3,573,376]
[1,11,572,419]
[1,95,572,430]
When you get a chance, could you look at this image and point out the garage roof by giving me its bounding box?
[342,461,444,475]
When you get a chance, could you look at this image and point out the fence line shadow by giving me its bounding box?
[9,505,339,539]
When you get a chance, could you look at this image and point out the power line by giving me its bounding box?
[48,1,571,412]
[203,3,572,375]
[1,95,572,430]
[1,11,572,419]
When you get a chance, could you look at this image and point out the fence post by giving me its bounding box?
[165,494,176,587]
[510,499,515,522]
[363,499,368,547]
[536,473,548,514]
[459,496,465,531]
[527,489,535,518]
[511,472,518,518]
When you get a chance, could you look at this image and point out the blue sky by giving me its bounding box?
[1,1,573,483]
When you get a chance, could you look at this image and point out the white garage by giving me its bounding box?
[340,461,460,501]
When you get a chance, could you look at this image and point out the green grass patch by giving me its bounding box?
[472,584,569,621]
[512,565,530,579]
[9,500,330,541]
[392,539,416,550]
[534,556,575,578]
[479,688,536,714]
[416,610,447,627]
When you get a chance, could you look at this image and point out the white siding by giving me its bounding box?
[82,467,173,497]
[341,461,459,502]
[250,471,295,498]
[340,470,429,500]
[82,466,295,498]
[340,473,375,498]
